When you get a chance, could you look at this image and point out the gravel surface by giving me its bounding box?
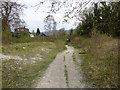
[35,45,90,88]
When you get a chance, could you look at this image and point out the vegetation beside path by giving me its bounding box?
[2,39,66,88]
[70,34,118,88]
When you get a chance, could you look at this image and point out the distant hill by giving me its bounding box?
[43,30,70,35]
[43,30,54,35]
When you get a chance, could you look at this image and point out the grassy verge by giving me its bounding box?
[63,56,69,87]
[70,34,118,88]
[2,40,66,88]
[64,64,69,87]
[72,53,75,62]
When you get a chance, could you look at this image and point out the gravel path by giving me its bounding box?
[35,45,90,88]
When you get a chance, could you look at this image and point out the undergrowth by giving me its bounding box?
[70,31,118,88]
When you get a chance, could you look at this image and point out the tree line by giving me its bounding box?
[75,2,120,37]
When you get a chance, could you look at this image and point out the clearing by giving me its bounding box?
[2,41,65,88]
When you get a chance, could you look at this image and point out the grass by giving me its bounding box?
[63,56,69,87]
[72,52,80,67]
[70,33,118,88]
[2,42,56,58]
[63,56,65,62]
[2,39,66,88]
[64,65,69,87]
[63,55,69,87]
[2,50,59,88]
[0,58,1,89]
[72,52,76,62]
[0,46,2,53]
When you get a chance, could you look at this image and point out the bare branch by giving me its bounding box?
[0,0,27,30]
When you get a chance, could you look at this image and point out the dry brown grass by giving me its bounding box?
[70,31,118,88]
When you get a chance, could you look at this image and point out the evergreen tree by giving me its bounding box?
[69,29,73,36]
[36,28,40,36]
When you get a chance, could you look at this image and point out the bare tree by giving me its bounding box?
[33,0,92,33]
[36,0,92,23]
[0,0,27,31]
[44,14,57,31]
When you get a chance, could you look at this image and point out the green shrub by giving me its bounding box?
[2,30,12,44]
[12,32,31,43]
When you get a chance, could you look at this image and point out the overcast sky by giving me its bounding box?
[18,0,119,32]
[18,0,79,32]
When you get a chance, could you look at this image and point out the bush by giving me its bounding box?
[12,32,31,43]
[2,30,12,44]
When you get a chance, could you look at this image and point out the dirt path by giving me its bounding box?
[35,45,90,88]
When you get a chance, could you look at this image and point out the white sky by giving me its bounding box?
[18,0,119,32]
[18,0,78,32]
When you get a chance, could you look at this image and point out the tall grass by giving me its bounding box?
[70,30,118,88]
